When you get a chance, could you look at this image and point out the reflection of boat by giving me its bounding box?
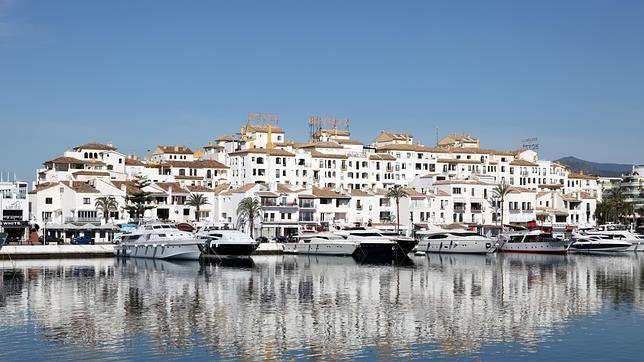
[284,233,358,256]
[196,229,259,258]
[569,235,631,254]
[498,229,569,255]
[113,223,202,260]
[415,231,496,254]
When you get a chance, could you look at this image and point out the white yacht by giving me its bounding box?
[284,232,358,256]
[415,230,496,254]
[338,227,418,255]
[585,224,643,251]
[497,229,570,255]
[334,229,401,261]
[569,234,631,254]
[196,228,260,258]
[113,223,202,260]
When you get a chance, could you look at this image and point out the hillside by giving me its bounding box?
[556,156,633,177]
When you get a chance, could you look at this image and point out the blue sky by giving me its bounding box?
[1,0,643,181]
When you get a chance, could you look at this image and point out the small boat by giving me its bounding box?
[196,228,260,258]
[569,235,631,254]
[415,230,496,254]
[497,229,570,255]
[114,223,202,260]
[284,232,358,256]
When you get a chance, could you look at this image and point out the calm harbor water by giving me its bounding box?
[1,254,644,361]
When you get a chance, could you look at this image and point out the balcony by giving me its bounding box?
[65,217,101,223]
[453,206,465,213]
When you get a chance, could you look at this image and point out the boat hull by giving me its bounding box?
[416,239,495,254]
[498,241,569,255]
[114,243,202,260]
[353,241,400,261]
[201,243,259,257]
[284,242,357,256]
[395,239,418,255]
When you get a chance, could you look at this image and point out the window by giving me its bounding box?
[183,209,190,216]
[45,197,53,205]
[83,198,90,205]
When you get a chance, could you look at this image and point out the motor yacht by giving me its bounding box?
[497,229,570,255]
[584,224,643,251]
[415,230,496,254]
[569,234,631,254]
[284,232,358,256]
[196,228,260,258]
[334,229,401,261]
[113,223,202,260]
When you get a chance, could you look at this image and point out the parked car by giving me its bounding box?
[256,236,269,244]
[71,236,95,245]
[38,236,65,245]
[275,236,288,243]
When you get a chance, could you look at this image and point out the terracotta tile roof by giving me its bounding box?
[256,191,278,197]
[230,183,259,193]
[276,183,303,193]
[203,143,224,150]
[297,141,344,149]
[112,181,141,194]
[437,134,479,146]
[72,170,111,176]
[568,172,598,180]
[44,156,101,165]
[74,143,117,151]
[349,189,371,197]
[510,159,538,166]
[536,191,551,198]
[335,138,363,145]
[213,183,230,194]
[403,188,426,199]
[435,190,450,197]
[166,159,229,169]
[420,173,439,179]
[155,182,189,194]
[156,145,194,155]
[507,186,535,194]
[312,187,351,199]
[228,148,295,157]
[61,181,99,193]
[215,135,234,142]
[433,147,516,156]
[124,157,145,166]
[186,185,214,192]
[540,184,563,189]
[437,158,481,164]
[374,131,414,143]
[308,150,348,159]
[244,124,284,133]
[33,182,59,192]
[375,144,435,152]
[562,193,581,202]
[368,153,396,161]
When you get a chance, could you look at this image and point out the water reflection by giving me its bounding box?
[1,254,644,359]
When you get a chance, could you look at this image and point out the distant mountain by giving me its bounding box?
[556,156,633,177]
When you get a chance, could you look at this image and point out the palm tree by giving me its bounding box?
[385,185,409,233]
[236,197,262,238]
[95,196,118,224]
[491,182,511,227]
[186,193,209,222]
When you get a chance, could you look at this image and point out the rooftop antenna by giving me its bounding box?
[521,137,539,152]
[435,127,439,146]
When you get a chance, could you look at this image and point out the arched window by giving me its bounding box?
[206,170,212,178]
[94,153,98,159]
[84,152,88,158]
[179,169,186,176]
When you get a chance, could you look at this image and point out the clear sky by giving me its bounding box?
[1,0,643,181]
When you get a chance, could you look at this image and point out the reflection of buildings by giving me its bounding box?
[1,255,644,359]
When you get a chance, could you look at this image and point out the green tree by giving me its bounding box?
[491,182,512,227]
[385,185,409,233]
[236,197,262,238]
[95,196,118,224]
[186,193,209,222]
[124,176,155,223]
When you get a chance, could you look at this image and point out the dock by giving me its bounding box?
[0,244,115,260]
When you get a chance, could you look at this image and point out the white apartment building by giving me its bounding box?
[27,121,605,241]
[0,178,30,243]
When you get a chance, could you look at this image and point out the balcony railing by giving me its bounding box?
[65,217,101,223]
